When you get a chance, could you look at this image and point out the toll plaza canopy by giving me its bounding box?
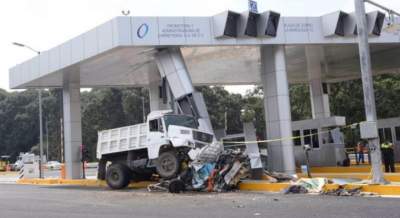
[9,12,400,89]
[8,10,400,178]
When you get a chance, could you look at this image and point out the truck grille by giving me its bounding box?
[192,131,213,143]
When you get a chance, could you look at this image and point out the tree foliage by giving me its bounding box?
[0,74,399,161]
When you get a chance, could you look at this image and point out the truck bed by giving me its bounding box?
[97,123,148,158]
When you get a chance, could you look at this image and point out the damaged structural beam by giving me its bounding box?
[154,47,213,134]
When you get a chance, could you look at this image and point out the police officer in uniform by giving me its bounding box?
[381,141,395,173]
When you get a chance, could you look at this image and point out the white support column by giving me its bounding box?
[63,72,82,179]
[260,45,296,174]
[305,46,331,119]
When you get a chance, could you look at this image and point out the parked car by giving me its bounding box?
[47,161,62,170]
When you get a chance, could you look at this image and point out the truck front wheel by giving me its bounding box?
[156,151,180,179]
[106,163,130,189]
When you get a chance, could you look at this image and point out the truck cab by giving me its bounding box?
[97,110,214,189]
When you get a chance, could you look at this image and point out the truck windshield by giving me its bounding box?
[164,115,198,129]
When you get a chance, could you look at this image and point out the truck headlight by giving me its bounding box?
[188,141,195,148]
[180,129,191,135]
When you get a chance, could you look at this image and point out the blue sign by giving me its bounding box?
[248,0,258,13]
[137,23,149,39]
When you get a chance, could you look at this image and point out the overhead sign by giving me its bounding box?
[248,0,258,13]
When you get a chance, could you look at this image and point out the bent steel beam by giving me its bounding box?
[154,48,213,134]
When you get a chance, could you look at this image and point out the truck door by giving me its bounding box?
[147,118,167,159]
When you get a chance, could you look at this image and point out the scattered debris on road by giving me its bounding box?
[147,142,298,193]
[284,178,328,194]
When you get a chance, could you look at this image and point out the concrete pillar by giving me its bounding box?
[305,46,331,119]
[260,45,296,174]
[62,72,82,179]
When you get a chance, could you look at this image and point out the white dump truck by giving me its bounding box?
[97,110,214,189]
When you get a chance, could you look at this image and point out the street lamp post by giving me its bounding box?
[12,42,44,179]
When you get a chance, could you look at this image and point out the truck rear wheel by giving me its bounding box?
[156,151,180,179]
[106,163,130,189]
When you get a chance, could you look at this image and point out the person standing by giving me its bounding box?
[357,141,365,164]
[381,141,396,173]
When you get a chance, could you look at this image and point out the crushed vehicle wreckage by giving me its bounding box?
[147,142,295,193]
[148,142,251,193]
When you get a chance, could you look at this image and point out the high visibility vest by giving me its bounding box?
[381,143,393,149]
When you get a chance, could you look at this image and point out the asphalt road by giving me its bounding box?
[1,184,400,218]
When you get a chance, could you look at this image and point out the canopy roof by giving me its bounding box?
[9,15,400,89]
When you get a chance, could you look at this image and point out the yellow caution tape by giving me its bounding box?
[220,122,360,145]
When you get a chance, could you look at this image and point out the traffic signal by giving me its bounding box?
[213,10,241,38]
[367,11,385,36]
[238,11,260,37]
[322,11,348,37]
[257,11,280,37]
[322,10,385,37]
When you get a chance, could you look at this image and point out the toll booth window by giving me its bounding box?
[395,126,400,141]
[311,129,319,148]
[292,130,301,146]
[384,128,393,142]
[378,128,384,142]
[149,119,163,132]
[303,129,311,147]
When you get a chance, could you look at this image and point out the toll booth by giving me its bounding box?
[292,116,347,167]
[377,117,400,162]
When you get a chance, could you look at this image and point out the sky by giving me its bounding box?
[1,0,399,94]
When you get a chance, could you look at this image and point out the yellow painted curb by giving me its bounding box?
[298,173,400,182]
[0,172,18,176]
[305,165,400,173]
[239,181,290,192]
[239,180,400,196]
[16,178,154,189]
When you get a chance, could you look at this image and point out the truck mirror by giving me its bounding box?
[158,119,164,132]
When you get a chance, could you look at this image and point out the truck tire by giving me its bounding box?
[106,163,131,189]
[156,151,180,179]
